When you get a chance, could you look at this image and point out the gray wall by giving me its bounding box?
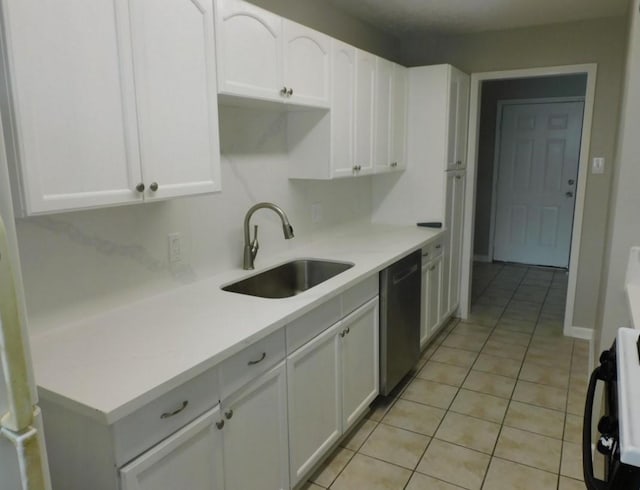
[401,16,628,330]
[474,75,587,258]
[598,0,640,353]
[247,0,402,62]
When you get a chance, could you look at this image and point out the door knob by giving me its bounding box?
[565,191,574,197]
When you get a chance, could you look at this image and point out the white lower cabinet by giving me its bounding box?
[219,362,289,490]
[120,407,224,490]
[287,297,379,486]
[420,242,446,348]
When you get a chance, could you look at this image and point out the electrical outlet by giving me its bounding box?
[168,233,182,263]
[311,203,323,224]
[592,157,605,174]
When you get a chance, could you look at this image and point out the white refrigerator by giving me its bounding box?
[0,124,51,489]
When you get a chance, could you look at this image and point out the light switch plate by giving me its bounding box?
[168,233,182,263]
[592,157,605,174]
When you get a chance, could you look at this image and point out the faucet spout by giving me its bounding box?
[243,202,294,270]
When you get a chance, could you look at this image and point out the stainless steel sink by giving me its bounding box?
[222,259,354,298]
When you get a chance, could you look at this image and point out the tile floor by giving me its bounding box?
[301,262,589,490]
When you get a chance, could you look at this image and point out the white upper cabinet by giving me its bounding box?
[354,49,376,176]
[446,68,470,170]
[374,60,407,174]
[131,0,221,201]
[329,40,357,178]
[214,0,283,102]
[1,0,222,216]
[391,63,408,171]
[215,0,330,108]
[0,0,142,215]
[373,57,393,173]
[282,20,331,107]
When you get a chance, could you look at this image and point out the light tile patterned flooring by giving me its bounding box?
[301,262,589,490]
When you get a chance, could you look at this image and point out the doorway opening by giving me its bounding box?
[460,65,597,340]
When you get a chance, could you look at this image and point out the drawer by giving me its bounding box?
[219,328,285,400]
[431,238,444,259]
[286,296,341,354]
[112,365,219,466]
[341,274,378,316]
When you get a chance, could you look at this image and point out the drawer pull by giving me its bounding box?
[225,409,234,420]
[160,400,188,419]
[247,352,266,366]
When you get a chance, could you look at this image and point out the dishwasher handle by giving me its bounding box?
[392,263,419,284]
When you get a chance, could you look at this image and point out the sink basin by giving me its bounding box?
[222,259,354,298]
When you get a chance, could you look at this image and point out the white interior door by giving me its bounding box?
[493,101,584,268]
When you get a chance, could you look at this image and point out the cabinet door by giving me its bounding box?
[354,50,376,175]
[214,0,283,101]
[420,263,430,348]
[287,321,342,486]
[130,0,221,200]
[330,40,356,178]
[221,362,289,490]
[446,70,470,170]
[373,57,393,172]
[342,298,379,429]
[448,172,466,313]
[427,257,443,335]
[390,64,408,171]
[283,21,330,108]
[2,0,142,214]
[120,407,223,490]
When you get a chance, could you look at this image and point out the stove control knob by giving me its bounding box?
[598,416,617,434]
[597,435,616,456]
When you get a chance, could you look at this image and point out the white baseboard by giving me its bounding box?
[564,325,593,340]
[473,254,491,263]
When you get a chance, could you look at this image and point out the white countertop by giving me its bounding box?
[30,224,441,424]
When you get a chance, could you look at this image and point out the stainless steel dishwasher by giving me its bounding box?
[379,250,422,396]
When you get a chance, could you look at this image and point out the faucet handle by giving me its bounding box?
[251,225,259,256]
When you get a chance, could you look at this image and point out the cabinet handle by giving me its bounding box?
[280,86,288,96]
[224,409,234,420]
[135,182,145,192]
[216,419,225,430]
[287,88,293,96]
[247,352,266,366]
[160,400,188,419]
[149,182,159,192]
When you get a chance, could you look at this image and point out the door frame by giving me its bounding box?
[488,96,586,263]
[460,63,597,340]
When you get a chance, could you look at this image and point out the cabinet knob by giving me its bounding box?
[216,419,225,430]
[456,160,462,166]
[566,191,574,198]
[429,265,436,271]
[340,330,346,338]
[287,88,293,96]
[224,409,234,420]
[345,327,350,335]
[280,86,288,96]
[149,182,159,192]
[353,165,362,172]
[136,182,145,192]
[390,162,398,168]
[456,176,461,180]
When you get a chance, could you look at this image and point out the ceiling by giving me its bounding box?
[328,0,630,36]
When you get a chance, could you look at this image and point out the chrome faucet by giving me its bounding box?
[243,202,294,270]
